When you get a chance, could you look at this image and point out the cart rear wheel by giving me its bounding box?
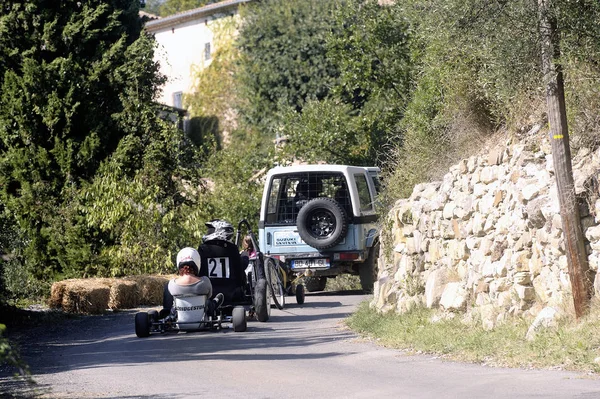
[255,278,270,322]
[147,309,159,322]
[135,312,151,338]
[295,284,305,305]
[232,306,247,332]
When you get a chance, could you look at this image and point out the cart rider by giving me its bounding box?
[201,219,251,285]
[160,247,224,319]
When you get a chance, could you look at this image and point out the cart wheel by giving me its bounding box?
[147,309,159,322]
[295,284,305,305]
[232,306,247,332]
[255,278,270,322]
[266,257,285,310]
[135,312,151,338]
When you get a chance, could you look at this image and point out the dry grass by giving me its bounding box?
[326,275,362,291]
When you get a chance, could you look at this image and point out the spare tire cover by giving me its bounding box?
[297,197,348,250]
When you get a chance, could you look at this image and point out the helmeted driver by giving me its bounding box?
[160,247,223,319]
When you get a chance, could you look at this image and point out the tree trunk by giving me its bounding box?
[538,0,591,318]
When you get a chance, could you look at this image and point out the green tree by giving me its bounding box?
[279,99,366,165]
[185,10,272,231]
[279,0,413,166]
[0,1,186,282]
[236,0,341,140]
[143,0,164,15]
[328,0,412,164]
[159,0,214,16]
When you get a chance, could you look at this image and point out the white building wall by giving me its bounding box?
[145,0,251,109]
[152,19,215,107]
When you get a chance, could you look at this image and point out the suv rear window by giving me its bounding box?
[265,172,349,224]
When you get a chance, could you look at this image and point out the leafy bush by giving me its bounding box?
[0,323,29,378]
[273,0,414,166]
[0,1,170,282]
[278,99,367,165]
[326,0,412,163]
[236,0,341,138]
[194,131,272,231]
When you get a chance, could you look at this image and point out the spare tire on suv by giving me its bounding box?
[297,197,348,250]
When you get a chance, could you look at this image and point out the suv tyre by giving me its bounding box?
[297,197,348,250]
[359,242,380,293]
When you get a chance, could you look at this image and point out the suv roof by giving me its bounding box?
[266,164,380,175]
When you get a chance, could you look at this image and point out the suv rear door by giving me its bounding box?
[259,166,378,257]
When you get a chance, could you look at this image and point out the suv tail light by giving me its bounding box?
[335,252,360,261]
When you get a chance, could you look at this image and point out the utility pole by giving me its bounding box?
[538,0,591,318]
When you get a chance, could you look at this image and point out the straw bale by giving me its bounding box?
[124,275,171,306]
[95,278,117,287]
[108,280,139,310]
[48,280,68,309]
[61,280,110,314]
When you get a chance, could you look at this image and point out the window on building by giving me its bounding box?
[204,42,211,61]
[173,91,183,109]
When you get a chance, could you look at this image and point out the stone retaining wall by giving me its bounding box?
[372,128,600,329]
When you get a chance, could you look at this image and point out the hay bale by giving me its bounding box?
[48,280,68,309]
[125,275,171,306]
[61,280,110,314]
[95,278,117,287]
[108,280,139,310]
[49,278,114,311]
[49,275,171,313]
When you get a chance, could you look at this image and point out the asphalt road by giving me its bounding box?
[3,291,600,399]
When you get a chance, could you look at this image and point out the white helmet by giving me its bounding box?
[176,247,201,275]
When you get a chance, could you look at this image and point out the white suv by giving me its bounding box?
[258,165,380,292]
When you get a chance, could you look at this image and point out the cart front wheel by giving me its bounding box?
[232,306,247,332]
[295,284,305,305]
[135,312,151,338]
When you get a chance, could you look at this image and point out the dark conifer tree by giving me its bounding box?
[0,1,180,280]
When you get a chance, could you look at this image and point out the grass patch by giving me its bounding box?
[346,301,600,373]
[326,275,362,291]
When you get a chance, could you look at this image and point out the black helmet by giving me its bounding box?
[203,219,234,242]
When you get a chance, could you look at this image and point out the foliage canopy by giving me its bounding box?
[2,0,600,306]
[236,0,341,141]
[0,0,192,293]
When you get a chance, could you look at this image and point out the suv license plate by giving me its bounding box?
[291,258,330,269]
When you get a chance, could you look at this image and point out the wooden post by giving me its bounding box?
[538,0,591,318]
